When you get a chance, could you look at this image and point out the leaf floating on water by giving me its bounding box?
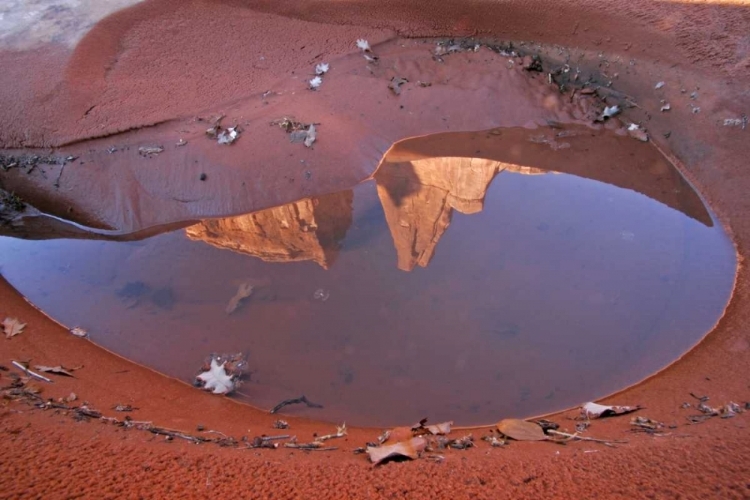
[226,283,254,314]
[366,436,427,465]
[389,77,409,96]
[581,402,641,419]
[3,317,26,339]
[495,419,548,441]
[34,365,75,377]
[195,353,246,395]
[69,327,88,338]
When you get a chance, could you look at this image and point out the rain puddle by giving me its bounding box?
[0,127,736,426]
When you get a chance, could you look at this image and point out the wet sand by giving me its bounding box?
[1,0,750,498]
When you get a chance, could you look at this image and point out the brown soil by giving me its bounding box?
[1,0,750,498]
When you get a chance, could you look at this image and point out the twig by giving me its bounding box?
[270,395,323,414]
[316,423,347,442]
[261,434,291,441]
[11,361,53,383]
[546,429,627,447]
[284,442,338,451]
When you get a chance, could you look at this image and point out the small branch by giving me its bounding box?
[546,430,627,447]
[284,442,338,451]
[11,361,53,383]
[316,423,347,442]
[261,434,291,441]
[270,395,323,414]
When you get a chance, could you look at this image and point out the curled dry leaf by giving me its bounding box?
[366,436,427,465]
[495,419,548,441]
[226,283,254,314]
[581,402,641,419]
[3,317,26,339]
[34,365,75,377]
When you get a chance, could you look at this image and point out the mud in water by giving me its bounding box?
[0,127,736,426]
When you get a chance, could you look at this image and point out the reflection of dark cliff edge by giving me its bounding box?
[376,158,541,271]
[185,190,354,269]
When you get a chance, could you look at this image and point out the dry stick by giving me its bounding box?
[316,424,347,442]
[547,429,627,447]
[261,434,291,441]
[11,361,53,383]
[270,395,323,414]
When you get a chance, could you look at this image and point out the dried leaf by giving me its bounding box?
[581,402,641,419]
[304,124,317,148]
[389,77,408,96]
[654,81,665,89]
[315,63,329,75]
[660,103,671,112]
[366,436,427,465]
[309,76,323,90]
[70,327,88,338]
[597,105,621,121]
[33,365,74,377]
[627,123,649,142]
[226,283,254,314]
[356,39,371,52]
[426,421,452,435]
[195,359,235,394]
[388,426,414,442]
[217,127,239,145]
[496,419,548,441]
[3,317,26,339]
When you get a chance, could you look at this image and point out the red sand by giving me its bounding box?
[1,0,750,498]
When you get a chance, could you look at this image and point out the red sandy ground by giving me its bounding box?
[2,0,750,498]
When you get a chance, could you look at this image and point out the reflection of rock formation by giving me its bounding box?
[376,157,543,271]
[185,191,353,269]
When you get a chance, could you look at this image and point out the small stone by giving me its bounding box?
[199,173,207,181]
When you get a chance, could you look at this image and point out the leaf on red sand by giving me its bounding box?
[34,365,75,377]
[581,402,641,419]
[496,419,548,441]
[366,437,427,465]
[3,317,26,339]
[426,421,452,435]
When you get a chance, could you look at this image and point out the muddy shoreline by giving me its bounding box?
[1,0,750,498]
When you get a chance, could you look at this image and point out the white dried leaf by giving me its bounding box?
[356,39,371,52]
[70,327,88,338]
[3,317,26,339]
[217,127,239,145]
[654,81,665,89]
[581,402,641,419]
[601,105,621,119]
[309,76,323,90]
[660,103,671,112]
[196,359,235,394]
[315,63,329,75]
[304,124,317,148]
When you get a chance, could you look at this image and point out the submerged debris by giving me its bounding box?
[627,123,649,142]
[3,317,26,339]
[226,283,254,314]
[269,395,324,414]
[138,146,164,157]
[723,115,748,129]
[521,55,543,72]
[597,105,621,121]
[194,353,247,395]
[389,77,409,96]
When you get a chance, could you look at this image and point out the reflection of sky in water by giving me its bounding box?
[0,0,143,49]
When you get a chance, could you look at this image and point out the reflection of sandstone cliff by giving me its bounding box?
[185,191,353,269]
[376,157,542,271]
